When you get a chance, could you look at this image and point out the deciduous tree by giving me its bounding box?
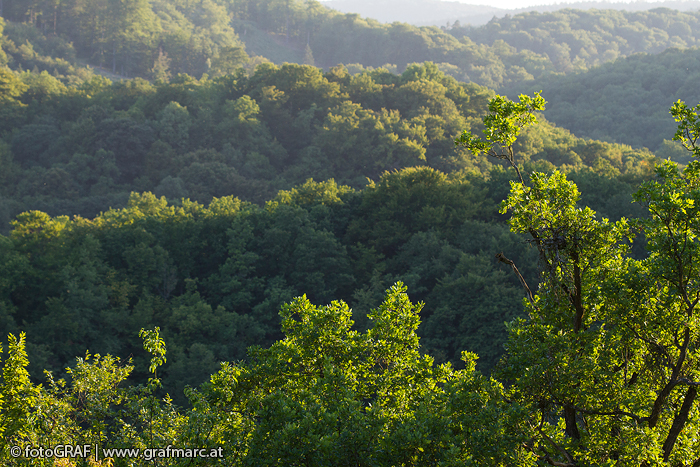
[457,91,700,465]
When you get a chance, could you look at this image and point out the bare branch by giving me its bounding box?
[496,252,537,308]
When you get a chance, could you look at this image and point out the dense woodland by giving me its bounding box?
[4,0,700,465]
[6,4,700,153]
[506,46,700,152]
[1,53,657,391]
[6,0,700,87]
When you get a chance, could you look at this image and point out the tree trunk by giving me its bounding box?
[649,327,690,428]
[572,260,584,332]
[564,405,580,439]
[662,386,697,461]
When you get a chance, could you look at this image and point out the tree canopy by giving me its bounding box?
[0,60,657,232]
[5,2,700,463]
[7,2,700,89]
[2,90,700,466]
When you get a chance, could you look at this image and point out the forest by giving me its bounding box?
[3,0,700,465]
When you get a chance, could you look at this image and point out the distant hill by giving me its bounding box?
[504,46,700,154]
[0,0,247,80]
[7,0,700,102]
[320,0,700,26]
[304,7,700,89]
[319,0,505,27]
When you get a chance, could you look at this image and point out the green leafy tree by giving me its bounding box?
[0,67,27,129]
[457,92,700,464]
[0,333,40,456]
[198,282,531,465]
[455,91,545,184]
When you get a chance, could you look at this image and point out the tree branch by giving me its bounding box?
[496,252,536,308]
[539,428,577,466]
[487,146,525,185]
[571,404,646,424]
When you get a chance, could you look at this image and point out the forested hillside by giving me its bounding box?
[5,0,700,464]
[1,59,655,229]
[7,2,700,159]
[231,5,700,89]
[506,46,700,154]
[0,0,247,78]
[454,7,700,69]
[7,1,700,89]
[2,90,700,465]
[0,58,656,401]
[271,6,700,89]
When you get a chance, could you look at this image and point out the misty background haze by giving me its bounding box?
[320,0,700,27]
